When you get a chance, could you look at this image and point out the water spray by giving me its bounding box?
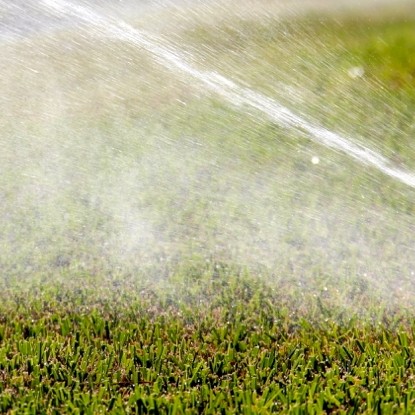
[42,0,415,189]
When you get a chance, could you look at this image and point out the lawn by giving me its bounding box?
[1,1,415,413]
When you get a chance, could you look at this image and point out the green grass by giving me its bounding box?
[1,3,415,413]
[1,271,415,414]
[334,18,415,91]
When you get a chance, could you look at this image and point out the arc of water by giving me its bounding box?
[42,0,415,189]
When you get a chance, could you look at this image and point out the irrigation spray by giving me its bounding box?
[1,0,415,315]
[41,0,415,189]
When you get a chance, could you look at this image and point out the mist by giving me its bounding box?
[1,0,415,315]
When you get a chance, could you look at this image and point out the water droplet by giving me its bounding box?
[348,66,365,79]
[311,156,320,165]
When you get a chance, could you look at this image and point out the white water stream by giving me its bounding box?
[42,0,415,189]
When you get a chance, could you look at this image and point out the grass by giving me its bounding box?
[2,271,415,414]
[2,270,415,414]
[335,18,415,90]
[1,1,415,413]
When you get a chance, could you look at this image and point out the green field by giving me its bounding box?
[1,2,415,413]
[2,272,415,414]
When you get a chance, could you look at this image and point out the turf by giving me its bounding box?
[1,3,415,413]
[1,272,415,414]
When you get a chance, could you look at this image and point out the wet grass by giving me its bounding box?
[331,17,415,91]
[2,270,415,414]
[1,4,415,413]
[0,272,415,414]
